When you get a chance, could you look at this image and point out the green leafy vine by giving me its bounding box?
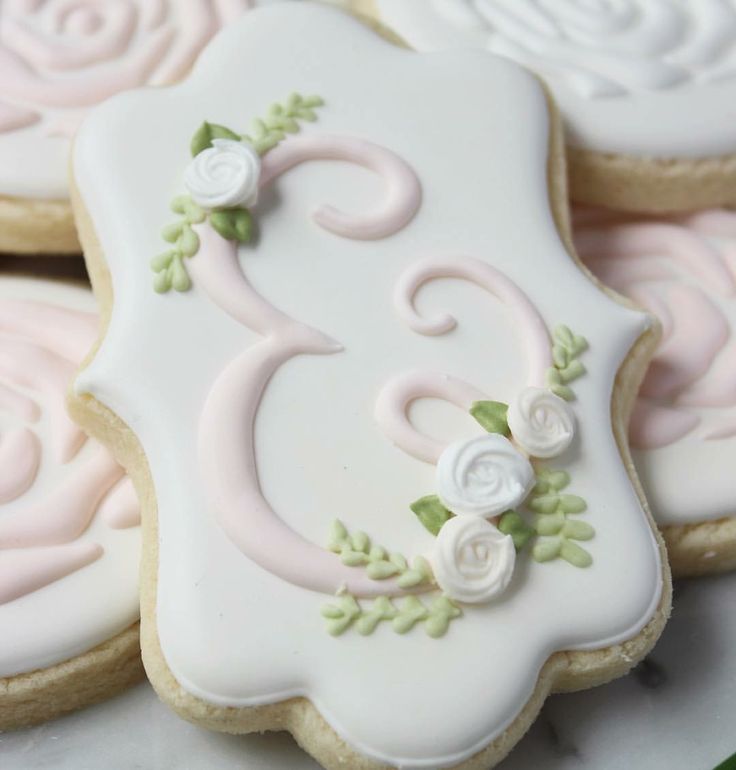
[527,469,594,567]
[545,325,588,401]
[151,92,324,293]
[321,593,461,638]
[327,520,433,588]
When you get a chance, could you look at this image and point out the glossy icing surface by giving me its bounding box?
[0,277,139,678]
[0,0,255,200]
[576,208,736,525]
[375,0,736,158]
[73,6,662,767]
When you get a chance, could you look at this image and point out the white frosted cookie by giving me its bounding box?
[70,6,669,769]
[0,276,141,730]
[0,0,256,254]
[575,207,736,576]
[354,0,736,213]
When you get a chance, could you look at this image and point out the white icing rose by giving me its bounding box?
[507,387,575,459]
[436,434,534,518]
[184,139,261,209]
[425,0,736,99]
[431,516,515,604]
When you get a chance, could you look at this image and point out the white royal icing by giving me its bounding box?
[73,6,662,768]
[431,516,516,603]
[184,138,261,209]
[0,277,139,678]
[436,434,534,517]
[507,386,576,459]
[0,0,263,201]
[375,0,736,157]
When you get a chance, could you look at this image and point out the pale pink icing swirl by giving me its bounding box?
[575,208,736,450]
[0,296,140,605]
[0,0,252,134]
[194,135,424,596]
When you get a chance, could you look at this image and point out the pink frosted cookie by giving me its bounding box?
[0,276,141,730]
[354,0,736,213]
[70,6,669,769]
[575,207,736,576]
[0,0,256,254]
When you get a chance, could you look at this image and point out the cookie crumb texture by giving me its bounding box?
[0,278,142,727]
[72,6,669,769]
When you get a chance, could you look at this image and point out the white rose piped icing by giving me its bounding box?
[436,434,535,517]
[508,386,576,459]
[184,139,261,209]
[375,0,736,157]
[431,516,516,603]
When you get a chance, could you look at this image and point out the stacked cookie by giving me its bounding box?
[2,2,734,769]
[0,0,255,730]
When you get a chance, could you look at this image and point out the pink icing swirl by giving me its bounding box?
[0,295,140,605]
[194,135,424,597]
[575,208,736,450]
[0,0,252,134]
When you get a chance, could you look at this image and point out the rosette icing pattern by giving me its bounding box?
[184,139,261,209]
[575,208,736,449]
[431,516,516,603]
[507,386,576,458]
[0,297,140,605]
[430,0,736,98]
[436,434,535,518]
[0,0,251,135]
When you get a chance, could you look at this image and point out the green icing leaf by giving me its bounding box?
[410,494,452,536]
[366,560,400,580]
[498,510,534,551]
[470,400,509,435]
[562,519,595,541]
[546,324,588,399]
[161,221,183,243]
[559,494,587,514]
[527,468,595,569]
[190,121,240,156]
[532,538,562,562]
[326,520,433,587]
[560,540,593,568]
[322,592,460,638]
[210,208,253,243]
[528,495,560,514]
[177,224,199,257]
[534,511,565,536]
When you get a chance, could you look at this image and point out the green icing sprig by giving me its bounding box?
[527,469,594,567]
[243,93,324,154]
[545,325,588,400]
[328,520,433,588]
[151,92,324,294]
[321,593,461,638]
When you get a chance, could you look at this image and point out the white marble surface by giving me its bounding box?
[2,572,735,770]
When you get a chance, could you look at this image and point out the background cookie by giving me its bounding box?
[350,0,736,213]
[0,0,256,254]
[0,276,142,730]
[71,6,669,769]
[575,207,736,576]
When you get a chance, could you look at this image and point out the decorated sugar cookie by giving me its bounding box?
[71,6,669,769]
[0,276,141,730]
[0,0,256,255]
[354,0,736,213]
[576,207,736,576]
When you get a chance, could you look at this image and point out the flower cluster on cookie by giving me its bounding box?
[151,93,324,293]
[323,326,593,638]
